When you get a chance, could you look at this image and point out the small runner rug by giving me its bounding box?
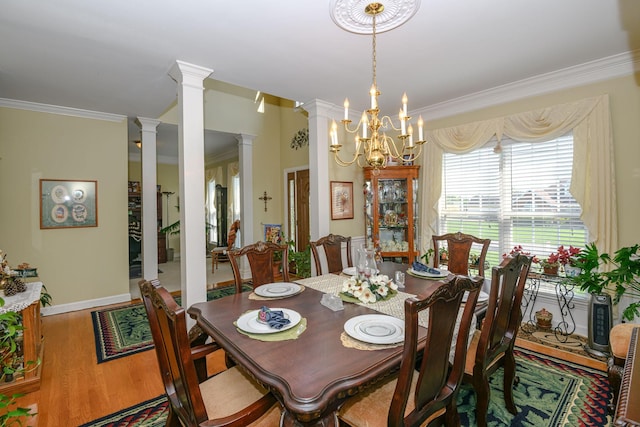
[80,347,612,426]
[91,284,252,363]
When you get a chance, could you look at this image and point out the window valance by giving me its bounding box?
[421,94,617,257]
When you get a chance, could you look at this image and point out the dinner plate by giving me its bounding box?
[344,314,404,344]
[254,282,302,298]
[342,266,380,276]
[462,290,489,303]
[342,266,357,276]
[236,308,301,334]
[407,267,448,279]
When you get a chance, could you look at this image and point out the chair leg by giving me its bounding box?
[445,400,460,426]
[503,350,518,415]
[472,373,491,427]
[166,406,181,427]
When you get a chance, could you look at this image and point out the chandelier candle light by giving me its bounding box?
[329,1,425,171]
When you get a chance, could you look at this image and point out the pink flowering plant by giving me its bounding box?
[340,274,398,304]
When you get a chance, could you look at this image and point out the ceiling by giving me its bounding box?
[2,1,639,161]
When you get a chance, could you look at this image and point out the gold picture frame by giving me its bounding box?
[330,181,354,220]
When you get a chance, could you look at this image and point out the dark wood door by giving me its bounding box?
[287,170,310,251]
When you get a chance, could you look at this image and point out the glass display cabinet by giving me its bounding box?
[364,165,420,264]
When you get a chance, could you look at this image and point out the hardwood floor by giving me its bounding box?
[9,300,606,426]
[11,302,228,426]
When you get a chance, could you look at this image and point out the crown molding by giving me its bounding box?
[0,98,126,122]
[414,50,640,121]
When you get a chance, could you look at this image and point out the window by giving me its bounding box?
[439,133,588,271]
[207,179,217,243]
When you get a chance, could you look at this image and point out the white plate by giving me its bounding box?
[342,267,380,276]
[462,290,489,303]
[344,314,404,344]
[342,267,357,276]
[407,267,448,279]
[254,282,302,298]
[236,308,301,334]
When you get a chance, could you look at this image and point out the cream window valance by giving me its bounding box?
[420,94,617,257]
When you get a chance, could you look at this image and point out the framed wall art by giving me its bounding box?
[330,181,354,220]
[263,224,283,243]
[40,179,98,229]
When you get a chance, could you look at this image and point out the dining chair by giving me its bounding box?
[211,219,240,272]
[339,274,484,427]
[228,241,290,292]
[432,231,491,276]
[138,280,282,427]
[309,234,353,275]
[462,253,533,427]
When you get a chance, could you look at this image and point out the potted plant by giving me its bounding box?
[539,251,561,275]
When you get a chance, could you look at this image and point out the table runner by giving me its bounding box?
[296,274,473,355]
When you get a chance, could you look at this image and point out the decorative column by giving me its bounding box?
[237,133,255,246]
[168,60,212,315]
[136,117,161,281]
[303,99,336,240]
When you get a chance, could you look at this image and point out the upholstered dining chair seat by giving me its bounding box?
[339,373,444,427]
[199,366,282,426]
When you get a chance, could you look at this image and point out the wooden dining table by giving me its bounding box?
[187,262,460,426]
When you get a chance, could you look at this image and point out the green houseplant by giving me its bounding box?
[572,243,640,321]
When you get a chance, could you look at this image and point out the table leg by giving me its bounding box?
[281,409,339,427]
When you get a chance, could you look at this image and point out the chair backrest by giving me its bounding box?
[432,231,491,276]
[475,253,532,369]
[227,219,240,250]
[138,279,208,425]
[228,241,290,292]
[389,274,484,426]
[309,234,353,275]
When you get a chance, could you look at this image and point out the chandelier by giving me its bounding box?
[329,2,425,171]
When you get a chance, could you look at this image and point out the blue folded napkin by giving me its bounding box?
[412,261,441,275]
[259,306,291,330]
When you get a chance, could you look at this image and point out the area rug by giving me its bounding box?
[80,347,612,426]
[90,284,252,363]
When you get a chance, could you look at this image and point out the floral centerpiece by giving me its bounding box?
[340,274,398,304]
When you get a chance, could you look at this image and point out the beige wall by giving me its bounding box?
[0,107,128,306]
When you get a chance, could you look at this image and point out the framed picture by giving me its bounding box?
[330,181,354,220]
[40,179,98,229]
[264,224,283,244]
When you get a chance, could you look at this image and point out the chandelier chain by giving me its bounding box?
[372,12,377,88]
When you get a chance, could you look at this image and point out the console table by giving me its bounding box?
[521,272,577,342]
[0,282,43,394]
[615,327,640,426]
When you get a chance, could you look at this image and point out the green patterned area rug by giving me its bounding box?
[81,347,612,426]
[90,285,251,363]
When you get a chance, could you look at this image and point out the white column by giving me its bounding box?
[237,133,255,246]
[136,117,161,281]
[303,99,335,240]
[168,60,212,316]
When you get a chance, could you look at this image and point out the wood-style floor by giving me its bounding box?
[11,302,607,426]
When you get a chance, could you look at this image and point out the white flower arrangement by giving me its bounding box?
[340,274,398,304]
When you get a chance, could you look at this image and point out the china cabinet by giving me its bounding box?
[364,165,420,263]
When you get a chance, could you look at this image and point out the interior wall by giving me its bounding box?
[0,107,128,308]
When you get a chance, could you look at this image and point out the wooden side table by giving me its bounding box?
[0,282,43,395]
[614,327,640,426]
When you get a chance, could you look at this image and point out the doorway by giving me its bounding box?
[287,169,310,251]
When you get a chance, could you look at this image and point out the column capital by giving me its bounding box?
[136,117,161,132]
[168,60,213,88]
[236,133,256,146]
[301,99,340,119]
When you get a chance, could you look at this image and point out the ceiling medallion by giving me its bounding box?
[330,0,421,34]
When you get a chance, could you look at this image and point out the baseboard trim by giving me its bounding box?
[41,293,132,316]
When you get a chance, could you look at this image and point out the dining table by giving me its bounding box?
[187,261,475,427]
